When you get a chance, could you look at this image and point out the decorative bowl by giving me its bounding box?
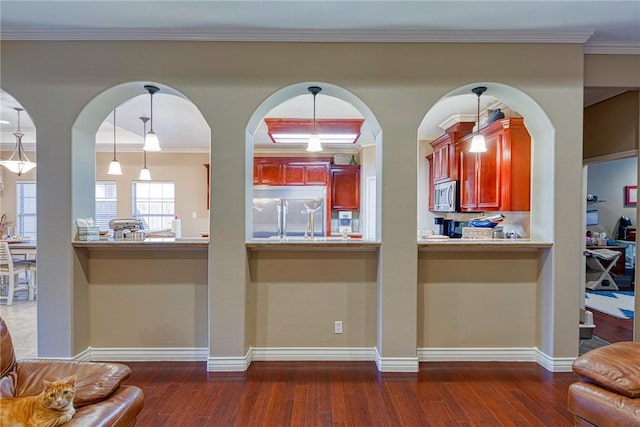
[469,219,500,228]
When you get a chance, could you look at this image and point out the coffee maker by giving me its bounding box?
[434,217,464,238]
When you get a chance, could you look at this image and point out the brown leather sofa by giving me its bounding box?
[0,316,144,426]
[567,341,640,426]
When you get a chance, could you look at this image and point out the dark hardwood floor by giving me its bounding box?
[590,308,634,343]
[124,361,578,426]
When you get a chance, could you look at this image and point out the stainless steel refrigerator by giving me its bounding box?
[252,186,326,238]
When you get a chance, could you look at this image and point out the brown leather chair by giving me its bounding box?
[0,316,144,426]
[567,341,640,426]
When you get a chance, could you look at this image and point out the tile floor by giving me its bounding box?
[0,294,37,359]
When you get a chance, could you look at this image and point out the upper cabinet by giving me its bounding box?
[330,165,360,210]
[254,157,331,186]
[429,122,475,184]
[456,118,531,212]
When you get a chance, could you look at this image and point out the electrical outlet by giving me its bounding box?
[334,320,343,334]
[192,211,197,219]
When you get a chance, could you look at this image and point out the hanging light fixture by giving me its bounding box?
[107,109,122,175]
[139,116,151,180]
[143,85,161,152]
[0,107,36,176]
[469,86,488,153]
[306,86,322,152]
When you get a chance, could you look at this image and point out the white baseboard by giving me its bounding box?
[77,346,576,373]
[418,347,537,362]
[418,347,576,372]
[375,348,419,372]
[535,349,574,372]
[208,349,252,372]
[251,347,376,362]
[89,347,208,362]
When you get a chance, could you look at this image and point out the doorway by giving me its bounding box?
[583,156,636,348]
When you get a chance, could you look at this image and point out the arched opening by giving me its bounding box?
[418,83,553,240]
[64,82,212,356]
[0,89,38,358]
[417,82,561,359]
[245,82,383,241]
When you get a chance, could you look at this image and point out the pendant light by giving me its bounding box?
[107,109,122,175]
[143,85,161,152]
[469,86,488,153]
[306,86,322,152]
[139,116,151,180]
[0,107,36,176]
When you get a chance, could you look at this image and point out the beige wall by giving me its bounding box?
[95,152,209,237]
[584,91,640,159]
[418,251,538,348]
[86,249,208,348]
[249,251,377,348]
[0,41,591,366]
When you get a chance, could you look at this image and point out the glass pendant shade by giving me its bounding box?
[469,134,487,153]
[306,86,323,152]
[107,160,122,175]
[306,132,322,152]
[469,86,488,153]
[143,130,161,151]
[0,108,36,176]
[139,167,151,180]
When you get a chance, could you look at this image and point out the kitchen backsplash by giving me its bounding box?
[435,211,530,238]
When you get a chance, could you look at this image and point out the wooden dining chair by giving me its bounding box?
[0,242,33,305]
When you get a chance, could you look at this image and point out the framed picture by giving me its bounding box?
[625,185,637,206]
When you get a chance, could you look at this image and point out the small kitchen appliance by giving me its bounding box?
[109,218,144,240]
[433,180,458,212]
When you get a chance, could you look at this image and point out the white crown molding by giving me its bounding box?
[0,28,594,44]
[584,43,640,55]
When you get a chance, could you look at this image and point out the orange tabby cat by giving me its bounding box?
[0,376,77,427]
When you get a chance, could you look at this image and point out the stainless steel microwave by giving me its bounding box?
[433,180,458,212]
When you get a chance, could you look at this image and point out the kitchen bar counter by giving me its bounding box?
[246,237,381,251]
[72,237,208,251]
[418,238,553,251]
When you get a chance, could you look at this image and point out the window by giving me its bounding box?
[132,181,175,230]
[16,181,37,240]
[95,181,117,230]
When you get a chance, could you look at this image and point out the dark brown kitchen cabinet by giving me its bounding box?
[456,118,531,212]
[426,154,434,210]
[330,165,360,210]
[429,122,475,184]
[254,157,331,185]
[254,158,284,185]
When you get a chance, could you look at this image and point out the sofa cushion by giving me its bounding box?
[15,360,131,407]
[572,342,640,398]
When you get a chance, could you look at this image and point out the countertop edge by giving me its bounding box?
[246,240,381,251]
[417,239,553,251]
[72,239,209,250]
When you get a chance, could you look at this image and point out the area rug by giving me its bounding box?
[585,290,635,320]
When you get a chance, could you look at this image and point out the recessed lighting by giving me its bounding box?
[0,120,10,125]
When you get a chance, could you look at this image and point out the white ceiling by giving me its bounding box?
[1,1,638,153]
[2,1,639,51]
